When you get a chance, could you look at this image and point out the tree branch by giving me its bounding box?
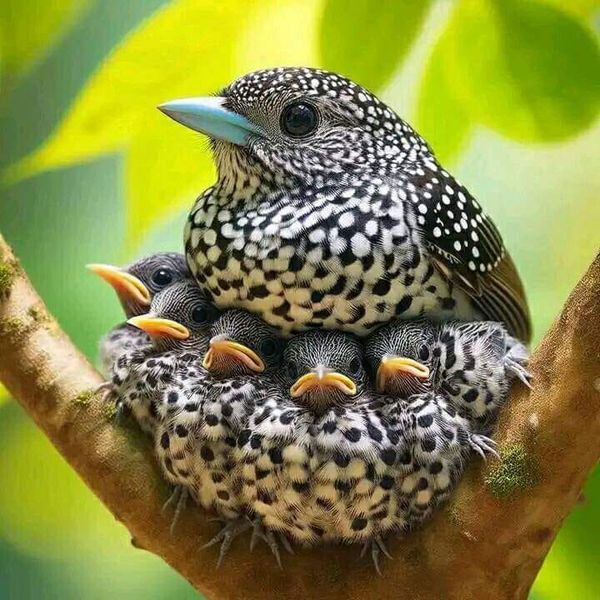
[0,232,598,600]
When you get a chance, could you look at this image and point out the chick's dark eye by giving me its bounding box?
[348,357,362,376]
[151,268,173,287]
[191,305,209,324]
[280,102,318,137]
[260,338,278,358]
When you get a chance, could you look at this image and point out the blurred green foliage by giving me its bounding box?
[0,1,598,598]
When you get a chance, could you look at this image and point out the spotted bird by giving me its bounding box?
[365,319,531,430]
[159,67,531,341]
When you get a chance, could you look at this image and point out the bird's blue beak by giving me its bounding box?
[158,96,262,146]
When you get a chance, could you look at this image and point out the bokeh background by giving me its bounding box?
[0,0,598,598]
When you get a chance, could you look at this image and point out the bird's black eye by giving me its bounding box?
[151,268,173,287]
[260,338,278,359]
[280,102,318,138]
[418,345,430,361]
[286,360,298,380]
[191,304,210,325]
[348,357,363,376]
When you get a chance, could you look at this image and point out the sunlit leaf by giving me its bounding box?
[540,0,600,19]
[319,0,432,91]
[0,0,90,79]
[415,32,473,164]
[125,119,215,253]
[442,0,600,142]
[236,0,320,73]
[9,0,252,180]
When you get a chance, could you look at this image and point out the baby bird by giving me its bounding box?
[365,319,530,429]
[87,252,190,380]
[242,330,497,573]
[199,310,291,566]
[202,309,284,378]
[123,279,219,528]
[121,279,218,432]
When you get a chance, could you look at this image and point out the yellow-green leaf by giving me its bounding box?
[0,0,90,79]
[540,0,599,19]
[442,0,600,142]
[9,0,252,181]
[319,0,432,92]
[125,119,215,252]
[415,32,473,165]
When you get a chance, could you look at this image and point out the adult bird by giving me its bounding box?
[159,67,531,342]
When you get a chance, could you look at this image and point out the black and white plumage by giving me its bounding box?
[193,310,291,564]
[111,279,217,433]
[365,319,531,430]
[160,67,531,341]
[234,330,496,567]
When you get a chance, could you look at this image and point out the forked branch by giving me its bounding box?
[0,233,598,600]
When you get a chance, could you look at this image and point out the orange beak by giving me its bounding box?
[87,263,151,307]
[376,356,430,393]
[202,337,265,373]
[127,315,190,340]
[290,366,357,398]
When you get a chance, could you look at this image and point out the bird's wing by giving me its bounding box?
[402,167,531,343]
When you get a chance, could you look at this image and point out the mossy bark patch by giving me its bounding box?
[485,444,538,498]
[73,389,97,406]
[0,262,16,294]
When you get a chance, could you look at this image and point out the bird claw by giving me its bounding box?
[95,381,127,419]
[469,434,499,460]
[506,359,532,389]
[202,517,252,568]
[95,381,118,403]
[162,486,188,534]
[247,516,293,568]
[360,537,391,575]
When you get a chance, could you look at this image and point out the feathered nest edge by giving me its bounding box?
[0,233,598,600]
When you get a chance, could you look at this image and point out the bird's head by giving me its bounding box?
[87,252,189,318]
[159,67,426,189]
[128,279,219,353]
[283,330,366,413]
[202,309,284,378]
[365,319,434,398]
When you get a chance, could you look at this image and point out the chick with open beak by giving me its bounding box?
[88,252,191,377]
[283,330,366,412]
[202,310,283,378]
[365,319,435,398]
[87,252,189,318]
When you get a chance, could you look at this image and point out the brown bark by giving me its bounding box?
[0,232,598,600]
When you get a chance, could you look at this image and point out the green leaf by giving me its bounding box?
[442,0,600,142]
[319,0,432,91]
[0,0,90,79]
[124,119,215,253]
[9,0,251,180]
[540,0,600,19]
[415,32,473,164]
